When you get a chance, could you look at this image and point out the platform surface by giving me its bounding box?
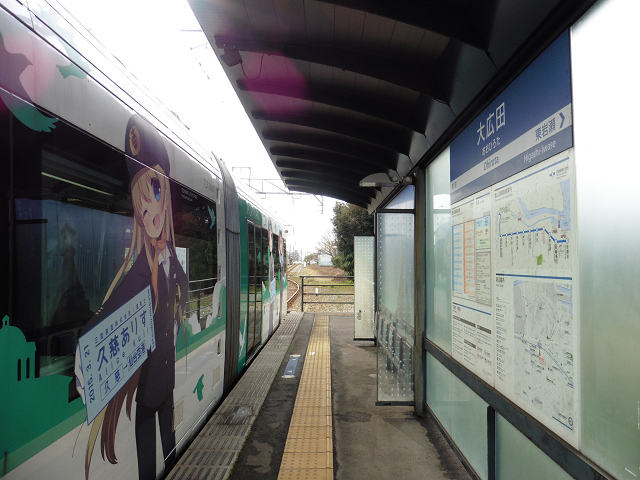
[168,312,473,480]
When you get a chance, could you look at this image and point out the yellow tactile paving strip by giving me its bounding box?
[278,314,333,480]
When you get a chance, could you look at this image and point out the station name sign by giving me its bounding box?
[450,31,573,202]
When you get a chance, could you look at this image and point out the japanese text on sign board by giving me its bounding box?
[78,286,156,424]
[477,102,506,156]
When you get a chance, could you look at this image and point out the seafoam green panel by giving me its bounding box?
[0,316,84,474]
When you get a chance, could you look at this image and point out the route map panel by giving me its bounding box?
[492,152,577,445]
[450,151,578,446]
[448,30,578,448]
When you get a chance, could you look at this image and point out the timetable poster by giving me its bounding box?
[452,189,494,385]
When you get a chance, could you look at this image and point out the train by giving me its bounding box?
[0,1,288,479]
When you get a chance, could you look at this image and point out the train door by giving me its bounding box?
[246,221,262,356]
[260,226,269,339]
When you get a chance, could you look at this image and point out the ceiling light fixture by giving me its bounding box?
[359,172,412,188]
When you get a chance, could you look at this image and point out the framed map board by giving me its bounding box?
[449,31,579,447]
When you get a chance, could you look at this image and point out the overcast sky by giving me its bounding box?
[57,0,336,255]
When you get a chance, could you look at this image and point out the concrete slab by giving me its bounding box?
[330,315,473,480]
[229,313,315,480]
[227,313,474,480]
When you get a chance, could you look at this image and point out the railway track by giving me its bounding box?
[286,264,303,310]
[287,278,300,310]
[287,263,304,276]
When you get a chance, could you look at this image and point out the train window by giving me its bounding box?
[283,239,287,271]
[0,106,9,317]
[261,226,270,341]
[9,113,130,382]
[273,235,281,290]
[261,227,269,287]
[247,221,256,353]
[172,182,218,338]
[255,225,263,345]
[246,220,264,355]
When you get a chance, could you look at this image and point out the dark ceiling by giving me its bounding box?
[189,0,595,210]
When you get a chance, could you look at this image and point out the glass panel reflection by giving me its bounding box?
[496,414,572,480]
[425,148,453,352]
[377,213,414,402]
[354,236,375,339]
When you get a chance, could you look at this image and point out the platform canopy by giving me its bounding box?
[189,0,594,210]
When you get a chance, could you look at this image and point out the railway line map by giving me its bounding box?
[449,31,578,447]
[451,152,578,446]
[492,153,577,444]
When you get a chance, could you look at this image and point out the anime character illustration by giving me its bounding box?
[75,114,188,480]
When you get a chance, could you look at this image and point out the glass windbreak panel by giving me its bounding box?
[377,213,414,402]
[354,236,375,339]
[386,185,415,210]
[572,3,640,476]
[425,148,452,352]
[496,414,572,480]
[426,353,452,433]
[451,373,488,479]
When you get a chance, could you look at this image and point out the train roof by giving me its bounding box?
[2,0,222,178]
[2,0,288,228]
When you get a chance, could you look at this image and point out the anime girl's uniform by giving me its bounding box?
[80,114,188,480]
[84,241,187,479]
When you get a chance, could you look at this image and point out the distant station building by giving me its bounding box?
[318,255,332,267]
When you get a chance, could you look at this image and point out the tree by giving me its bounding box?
[315,230,338,258]
[331,202,374,276]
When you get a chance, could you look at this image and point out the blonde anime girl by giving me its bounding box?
[76,114,187,480]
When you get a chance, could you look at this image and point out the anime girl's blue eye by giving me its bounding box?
[151,178,161,202]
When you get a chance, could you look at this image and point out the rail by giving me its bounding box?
[286,279,301,311]
[300,275,354,312]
